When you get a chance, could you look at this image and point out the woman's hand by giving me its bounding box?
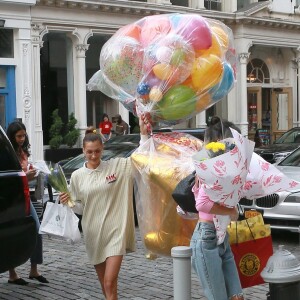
[139,113,152,135]
[229,207,239,221]
[26,168,37,181]
[59,192,70,205]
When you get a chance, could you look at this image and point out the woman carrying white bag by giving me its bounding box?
[59,114,149,300]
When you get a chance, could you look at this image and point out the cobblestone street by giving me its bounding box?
[0,229,299,299]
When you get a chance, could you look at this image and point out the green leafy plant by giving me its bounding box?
[64,112,80,148]
[49,109,63,149]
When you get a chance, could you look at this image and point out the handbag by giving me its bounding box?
[229,211,273,288]
[172,171,197,213]
[39,197,81,243]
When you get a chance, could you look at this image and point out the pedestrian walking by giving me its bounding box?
[59,114,149,300]
[190,116,244,300]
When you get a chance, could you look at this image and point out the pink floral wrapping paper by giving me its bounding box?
[193,128,300,244]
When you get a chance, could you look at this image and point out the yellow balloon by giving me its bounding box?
[212,26,229,50]
[191,54,223,92]
[149,86,163,102]
[152,63,174,80]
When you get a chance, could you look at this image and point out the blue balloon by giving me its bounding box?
[210,63,234,101]
[169,14,182,28]
[137,82,151,95]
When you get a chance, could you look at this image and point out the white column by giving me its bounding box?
[74,44,89,145]
[195,111,206,128]
[31,24,44,160]
[190,0,205,9]
[296,56,300,127]
[238,53,250,137]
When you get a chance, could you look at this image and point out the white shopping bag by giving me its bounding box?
[39,198,81,243]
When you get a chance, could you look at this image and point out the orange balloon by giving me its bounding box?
[152,64,174,81]
[195,93,212,113]
[117,24,141,41]
[191,54,223,92]
[181,76,195,90]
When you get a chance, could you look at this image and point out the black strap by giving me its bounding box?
[234,204,255,244]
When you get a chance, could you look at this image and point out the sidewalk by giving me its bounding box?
[0,228,296,300]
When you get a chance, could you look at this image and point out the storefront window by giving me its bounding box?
[247,58,270,84]
[0,29,14,58]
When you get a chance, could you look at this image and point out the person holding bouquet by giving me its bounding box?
[59,114,149,300]
[191,116,244,300]
[6,121,48,285]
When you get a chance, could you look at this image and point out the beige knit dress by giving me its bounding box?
[69,157,135,265]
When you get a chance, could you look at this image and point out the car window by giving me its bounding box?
[275,130,300,144]
[62,154,85,170]
[0,127,20,171]
[277,147,300,166]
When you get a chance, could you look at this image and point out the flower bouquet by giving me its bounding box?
[193,128,299,244]
[46,163,74,208]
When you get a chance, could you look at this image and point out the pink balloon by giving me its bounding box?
[175,15,212,50]
[140,15,172,47]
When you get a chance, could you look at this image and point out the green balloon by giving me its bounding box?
[170,49,185,65]
[157,85,196,121]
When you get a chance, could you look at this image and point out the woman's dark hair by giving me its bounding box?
[102,113,109,120]
[83,126,103,146]
[205,116,241,143]
[6,121,31,157]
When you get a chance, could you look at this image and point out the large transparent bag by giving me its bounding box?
[88,13,237,125]
[131,132,202,258]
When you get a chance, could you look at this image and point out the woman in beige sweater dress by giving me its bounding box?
[60,115,149,300]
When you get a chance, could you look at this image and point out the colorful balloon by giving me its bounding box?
[137,82,151,95]
[210,63,235,101]
[116,23,141,41]
[140,15,172,47]
[88,13,237,124]
[191,54,223,92]
[157,85,196,121]
[100,36,143,96]
[175,14,212,50]
[149,87,163,102]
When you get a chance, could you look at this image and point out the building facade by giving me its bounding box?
[0,0,300,160]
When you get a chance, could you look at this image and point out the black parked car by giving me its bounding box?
[0,126,37,273]
[255,127,300,164]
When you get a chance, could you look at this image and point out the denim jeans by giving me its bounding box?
[30,201,43,264]
[190,222,243,300]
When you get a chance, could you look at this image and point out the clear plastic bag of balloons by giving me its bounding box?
[87,13,237,125]
[131,132,202,258]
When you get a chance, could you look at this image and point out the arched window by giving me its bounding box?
[247,58,270,84]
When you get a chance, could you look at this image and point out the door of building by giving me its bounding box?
[271,88,292,141]
[0,66,16,129]
[247,87,271,144]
